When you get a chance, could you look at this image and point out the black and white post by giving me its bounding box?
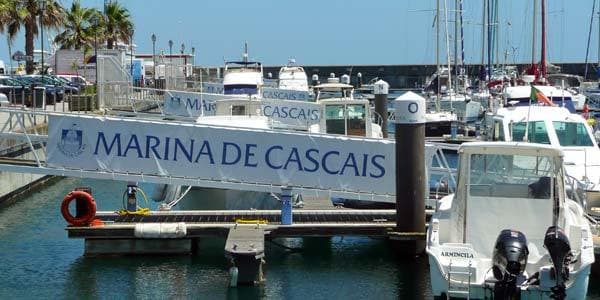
[391,92,426,254]
[374,79,389,138]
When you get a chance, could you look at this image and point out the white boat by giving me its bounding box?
[502,85,577,113]
[277,59,308,92]
[484,105,600,216]
[223,45,263,97]
[427,142,594,299]
[547,73,587,111]
[425,67,482,122]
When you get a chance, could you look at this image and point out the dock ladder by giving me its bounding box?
[446,260,472,299]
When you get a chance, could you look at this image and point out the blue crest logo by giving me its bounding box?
[58,123,85,157]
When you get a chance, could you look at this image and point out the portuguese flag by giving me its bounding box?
[530,86,554,106]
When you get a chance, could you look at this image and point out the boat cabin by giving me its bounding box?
[312,82,381,138]
[278,59,308,92]
[502,85,576,113]
[223,61,264,96]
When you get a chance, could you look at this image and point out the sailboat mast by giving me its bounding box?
[531,0,537,72]
[584,0,596,79]
[487,0,492,80]
[540,0,547,80]
[436,0,441,111]
[444,0,453,107]
[454,0,459,92]
[459,0,465,72]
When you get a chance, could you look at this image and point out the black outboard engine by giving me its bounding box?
[492,229,529,299]
[544,226,571,300]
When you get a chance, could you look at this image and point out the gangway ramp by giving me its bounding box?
[0,108,458,204]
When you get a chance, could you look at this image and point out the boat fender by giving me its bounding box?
[134,222,187,238]
[61,190,97,226]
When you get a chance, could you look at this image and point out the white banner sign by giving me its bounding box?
[202,83,311,101]
[163,90,220,117]
[202,82,224,94]
[163,90,321,127]
[262,87,311,101]
[46,115,395,195]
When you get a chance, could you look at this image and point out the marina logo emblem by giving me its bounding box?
[58,123,86,157]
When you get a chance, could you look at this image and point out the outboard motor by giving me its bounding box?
[492,229,529,299]
[544,226,571,299]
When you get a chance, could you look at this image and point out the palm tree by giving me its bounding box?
[54,1,102,53]
[3,0,64,74]
[104,1,133,50]
[0,0,15,72]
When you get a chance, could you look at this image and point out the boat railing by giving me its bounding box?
[371,110,384,127]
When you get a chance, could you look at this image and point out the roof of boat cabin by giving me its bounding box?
[458,141,564,157]
[493,106,583,122]
[503,85,574,98]
[313,83,353,89]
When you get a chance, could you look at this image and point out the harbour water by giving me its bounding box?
[1,177,600,299]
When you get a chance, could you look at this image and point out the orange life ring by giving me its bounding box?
[61,190,97,226]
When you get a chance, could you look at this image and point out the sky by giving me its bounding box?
[0,0,596,67]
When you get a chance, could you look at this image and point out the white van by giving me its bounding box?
[56,75,92,88]
[0,60,6,75]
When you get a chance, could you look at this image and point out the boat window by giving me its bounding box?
[325,104,346,135]
[224,84,258,95]
[511,121,550,144]
[552,121,594,146]
[493,121,504,141]
[346,104,366,137]
[469,154,555,199]
[231,105,246,115]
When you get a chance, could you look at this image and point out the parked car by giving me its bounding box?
[0,75,35,106]
[16,75,64,104]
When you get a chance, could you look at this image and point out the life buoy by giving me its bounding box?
[61,190,97,226]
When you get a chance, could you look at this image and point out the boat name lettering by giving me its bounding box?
[262,89,309,101]
[170,96,216,112]
[262,105,319,121]
[441,251,474,259]
[92,132,386,178]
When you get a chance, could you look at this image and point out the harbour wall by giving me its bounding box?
[195,63,597,89]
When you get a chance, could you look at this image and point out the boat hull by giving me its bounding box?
[428,253,591,299]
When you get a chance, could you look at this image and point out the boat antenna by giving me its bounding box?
[243,41,248,63]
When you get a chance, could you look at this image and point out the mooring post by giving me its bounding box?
[126,182,138,212]
[280,187,293,225]
[75,186,92,219]
[390,91,426,255]
[374,79,389,138]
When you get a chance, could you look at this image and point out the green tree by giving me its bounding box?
[104,1,133,50]
[54,1,102,53]
[2,0,64,74]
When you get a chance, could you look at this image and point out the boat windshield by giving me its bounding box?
[510,121,550,144]
[552,121,594,147]
[469,153,556,199]
[324,103,367,136]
